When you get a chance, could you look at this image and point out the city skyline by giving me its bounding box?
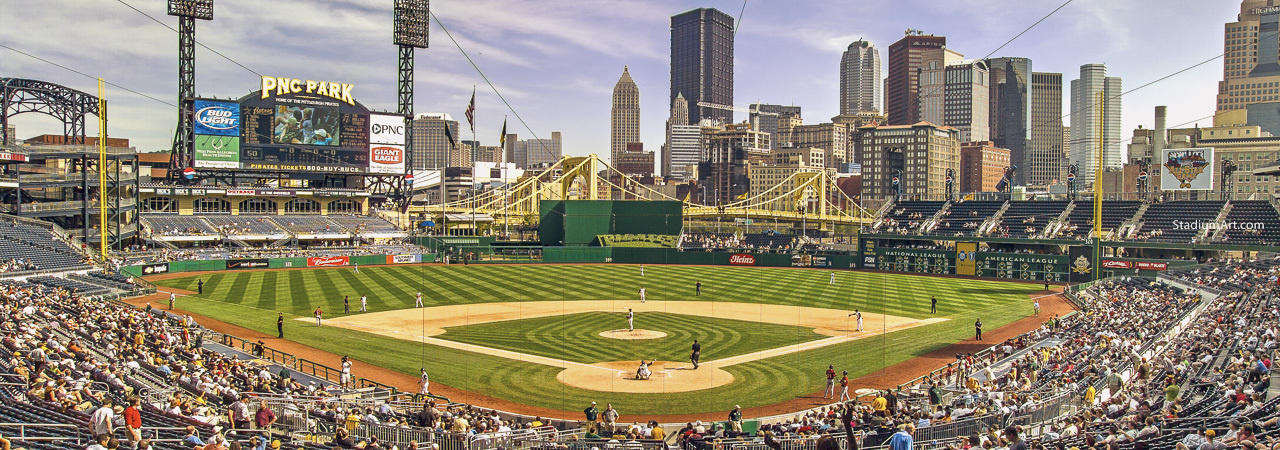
[3,0,1235,163]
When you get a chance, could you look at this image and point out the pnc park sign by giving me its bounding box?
[260,76,355,105]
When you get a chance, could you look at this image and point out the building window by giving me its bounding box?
[328,200,363,215]
[239,198,278,214]
[144,197,176,213]
[192,197,230,214]
[285,198,321,214]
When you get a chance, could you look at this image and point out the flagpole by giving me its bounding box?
[470,86,476,236]
[502,115,509,240]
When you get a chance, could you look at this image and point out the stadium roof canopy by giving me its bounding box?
[1254,160,1280,176]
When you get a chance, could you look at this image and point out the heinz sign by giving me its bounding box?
[729,254,756,266]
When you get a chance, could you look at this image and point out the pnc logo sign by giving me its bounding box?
[371,124,403,136]
[729,254,756,266]
[371,146,404,164]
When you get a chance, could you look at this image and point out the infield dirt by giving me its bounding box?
[309,300,947,393]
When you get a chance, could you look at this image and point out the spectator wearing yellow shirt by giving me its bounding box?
[872,392,888,416]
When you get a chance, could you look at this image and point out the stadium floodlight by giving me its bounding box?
[394,0,429,48]
[167,0,213,20]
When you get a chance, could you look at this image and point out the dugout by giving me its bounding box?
[539,200,682,246]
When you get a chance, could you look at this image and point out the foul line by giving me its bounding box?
[299,315,948,375]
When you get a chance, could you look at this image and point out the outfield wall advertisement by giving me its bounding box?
[226,258,269,269]
[307,256,350,267]
[387,254,420,264]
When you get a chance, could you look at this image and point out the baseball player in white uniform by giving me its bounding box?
[849,309,863,332]
[415,291,424,308]
[639,288,646,303]
[830,272,836,284]
[340,357,352,388]
[627,308,635,331]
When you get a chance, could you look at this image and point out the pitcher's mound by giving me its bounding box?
[556,361,734,393]
[599,329,667,340]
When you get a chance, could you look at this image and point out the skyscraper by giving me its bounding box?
[505,132,562,169]
[1217,4,1280,134]
[918,47,964,126]
[1217,1,1275,110]
[942,60,990,143]
[840,39,882,115]
[670,8,734,125]
[749,103,802,150]
[886,32,947,125]
[611,66,641,165]
[410,113,459,170]
[663,93,701,179]
[1069,64,1123,184]
[1029,72,1065,186]
[986,57,1033,186]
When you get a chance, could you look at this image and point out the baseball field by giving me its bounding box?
[152,263,1043,415]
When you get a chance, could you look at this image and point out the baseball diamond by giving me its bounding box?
[152,263,1036,414]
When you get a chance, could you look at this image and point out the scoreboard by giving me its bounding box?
[193,76,405,175]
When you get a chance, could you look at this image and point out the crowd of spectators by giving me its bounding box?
[113,245,424,266]
[6,247,1280,449]
[0,258,40,272]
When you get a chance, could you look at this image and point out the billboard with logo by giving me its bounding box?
[1068,246,1095,283]
[194,135,241,168]
[729,254,756,266]
[139,262,170,275]
[226,258,269,269]
[194,100,240,136]
[955,242,977,276]
[194,100,243,169]
[307,256,350,267]
[233,77,371,173]
[1160,148,1214,191]
[387,254,420,264]
[368,113,407,174]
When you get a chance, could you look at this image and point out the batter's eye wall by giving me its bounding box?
[541,200,683,247]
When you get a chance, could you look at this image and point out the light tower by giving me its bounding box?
[394,0,429,200]
[166,0,213,182]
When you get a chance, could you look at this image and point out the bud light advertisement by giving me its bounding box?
[194,100,240,136]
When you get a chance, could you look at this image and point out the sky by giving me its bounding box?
[1,0,1243,163]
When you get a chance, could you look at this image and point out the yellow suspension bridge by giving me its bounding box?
[405,154,874,230]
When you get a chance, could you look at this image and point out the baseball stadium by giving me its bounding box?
[5,1,1280,450]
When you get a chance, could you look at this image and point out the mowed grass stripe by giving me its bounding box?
[437,312,824,364]
[153,264,1039,414]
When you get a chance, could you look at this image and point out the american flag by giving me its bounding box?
[464,88,475,132]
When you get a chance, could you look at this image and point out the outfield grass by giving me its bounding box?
[154,264,1040,414]
[436,311,825,364]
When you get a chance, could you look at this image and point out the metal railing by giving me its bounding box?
[0,422,86,445]
[219,333,298,368]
